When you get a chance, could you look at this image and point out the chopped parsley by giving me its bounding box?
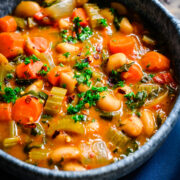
[73,17,93,42]
[63,52,70,58]
[62,84,67,88]
[73,17,82,27]
[112,81,124,89]
[60,30,68,39]
[149,74,155,78]
[78,27,93,42]
[124,91,147,110]
[59,63,64,67]
[85,50,91,56]
[60,17,93,43]
[24,58,31,65]
[67,86,107,114]
[60,30,77,43]
[24,55,40,65]
[72,114,86,123]
[2,87,21,103]
[38,64,50,76]
[74,60,89,71]
[6,73,14,80]
[74,69,92,87]
[98,18,108,27]
[74,59,92,86]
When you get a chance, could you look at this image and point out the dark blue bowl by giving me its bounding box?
[0,0,180,179]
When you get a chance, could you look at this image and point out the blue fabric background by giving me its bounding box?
[1,117,180,179]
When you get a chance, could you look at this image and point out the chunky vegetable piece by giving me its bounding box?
[0,16,17,32]
[109,34,135,55]
[12,95,43,124]
[0,33,24,58]
[15,1,41,17]
[0,0,177,172]
[44,87,67,115]
[47,116,85,136]
[16,60,44,79]
[121,64,143,84]
[72,8,88,27]
[141,51,170,72]
[31,37,49,53]
[0,103,12,121]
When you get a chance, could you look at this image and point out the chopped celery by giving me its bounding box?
[3,137,20,148]
[84,3,104,29]
[14,17,27,29]
[10,121,18,137]
[29,149,50,161]
[47,116,85,136]
[106,127,130,147]
[44,87,67,115]
[142,35,156,45]
[27,17,37,28]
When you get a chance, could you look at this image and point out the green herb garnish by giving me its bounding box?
[67,86,107,114]
[3,87,21,103]
[63,52,70,58]
[125,91,147,110]
[24,55,40,65]
[98,18,108,27]
[38,64,50,76]
[72,114,86,123]
[6,73,14,80]
[112,81,124,89]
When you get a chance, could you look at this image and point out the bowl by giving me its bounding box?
[0,0,180,179]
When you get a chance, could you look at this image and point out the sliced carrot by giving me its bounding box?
[0,32,24,58]
[0,16,17,32]
[109,34,135,56]
[16,60,44,79]
[0,103,12,121]
[72,8,88,27]
[141,51,170,72]
[47,66,71,86]
[121,64,143,84]
[12,96,43,125]
[31,37,49,53]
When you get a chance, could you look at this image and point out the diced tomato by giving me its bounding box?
[34,12,45,21]
[153,73,174,84]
